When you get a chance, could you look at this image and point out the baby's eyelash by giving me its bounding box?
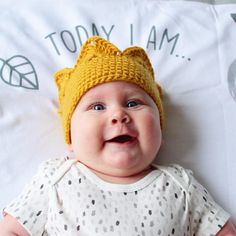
[89,102,106,111]
[126,99,143,107]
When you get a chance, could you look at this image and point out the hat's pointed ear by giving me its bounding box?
[54,68,72,88]
[76,36,121,63]
[122,47,154,78]
[54,68,73,108]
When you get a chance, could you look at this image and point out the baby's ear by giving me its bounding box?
[67,143,74,152]
[161,139,164,146]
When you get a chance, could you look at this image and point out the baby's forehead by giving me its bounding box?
[80,81,148,100]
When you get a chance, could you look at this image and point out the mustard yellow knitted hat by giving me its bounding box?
[54,36,164,144]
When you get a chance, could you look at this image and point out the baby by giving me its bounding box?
[0,36,236,236]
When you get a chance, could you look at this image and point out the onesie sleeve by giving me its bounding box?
[185,168,230,236]
[3,157,66,236]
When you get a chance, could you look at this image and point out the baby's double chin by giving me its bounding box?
[91,164,152,184]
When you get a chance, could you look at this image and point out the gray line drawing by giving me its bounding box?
[231,13,236,22]
[228,59,236,102]
[0,55,39,90]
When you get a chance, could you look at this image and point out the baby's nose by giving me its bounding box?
[111,112,131,125]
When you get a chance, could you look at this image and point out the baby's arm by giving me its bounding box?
[0,214,30,236]
[216,219,236,236]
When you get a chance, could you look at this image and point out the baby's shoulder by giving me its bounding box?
[153,164,193,192]
[37,157,75,182]
[39,157,68,171]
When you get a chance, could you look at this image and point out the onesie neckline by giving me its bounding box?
[75,162,162,192]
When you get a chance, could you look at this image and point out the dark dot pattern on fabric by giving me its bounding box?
[36,211,42,216]
[3,159,229,235]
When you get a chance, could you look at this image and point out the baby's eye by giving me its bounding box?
[92,103,105,110]
[127,100,139,108]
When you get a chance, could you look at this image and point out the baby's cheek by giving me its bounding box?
[143,114,162,145]
[145,112,161,131]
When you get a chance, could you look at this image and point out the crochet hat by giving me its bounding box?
[54,36,164,144]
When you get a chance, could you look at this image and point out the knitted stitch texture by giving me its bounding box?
[54,36,164,144]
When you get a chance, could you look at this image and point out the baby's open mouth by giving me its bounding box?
[106,135,135,144]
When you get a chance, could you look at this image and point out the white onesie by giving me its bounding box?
[4,157,229,236]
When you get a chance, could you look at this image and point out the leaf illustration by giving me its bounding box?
[0,55,39,89]
[231,13,236,23]
[228,59,236,102]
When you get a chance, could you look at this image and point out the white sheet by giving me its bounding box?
[0,0,236,223]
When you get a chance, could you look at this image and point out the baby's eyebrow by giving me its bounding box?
[82,94,105,102]
[125,89,149,98]
[78,94,105,107]
[125,90,143,96]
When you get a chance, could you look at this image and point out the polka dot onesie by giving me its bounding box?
[4,157,229,236]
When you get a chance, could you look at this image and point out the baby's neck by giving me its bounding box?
[88,166,155,184]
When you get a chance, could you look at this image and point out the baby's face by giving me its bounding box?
[68,81,162,178]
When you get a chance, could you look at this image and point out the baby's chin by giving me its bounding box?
[103,148,144,166]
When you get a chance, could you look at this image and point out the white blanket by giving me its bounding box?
[0,0,236,223]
